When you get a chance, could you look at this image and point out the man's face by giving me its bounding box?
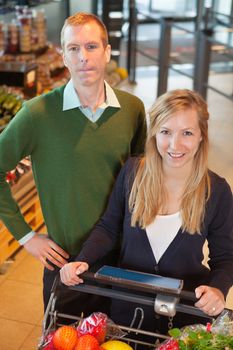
[62,21,111,87]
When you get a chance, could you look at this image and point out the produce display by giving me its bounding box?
[0,85,24,131]
[105,59,128,87]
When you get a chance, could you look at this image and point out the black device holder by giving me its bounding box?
[69,267,207,319]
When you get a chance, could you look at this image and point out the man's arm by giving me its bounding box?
[0,103,37,238]
[0,104,69,268]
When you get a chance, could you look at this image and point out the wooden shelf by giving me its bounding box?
[0,170,44,266]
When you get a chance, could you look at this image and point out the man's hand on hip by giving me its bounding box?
[24,233,69,270]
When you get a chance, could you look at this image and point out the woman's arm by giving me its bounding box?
[205,176,233,297]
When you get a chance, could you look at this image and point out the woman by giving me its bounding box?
[60,89,233,335]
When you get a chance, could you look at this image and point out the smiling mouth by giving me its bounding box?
[168,152,185,158]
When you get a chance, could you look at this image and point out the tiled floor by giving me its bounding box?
[0,248,44,349]
[0,68,232,349]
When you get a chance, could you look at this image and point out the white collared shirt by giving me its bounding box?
[63,79,120,122]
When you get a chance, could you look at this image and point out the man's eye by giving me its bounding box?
[69,47,79,52]
[87,44,98,50]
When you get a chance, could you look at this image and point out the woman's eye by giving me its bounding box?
[160,130,169,135]
[184,131,193,136]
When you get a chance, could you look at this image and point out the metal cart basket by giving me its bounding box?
[39,266,213,349]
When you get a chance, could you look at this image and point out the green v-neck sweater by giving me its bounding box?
[0,85,146,254]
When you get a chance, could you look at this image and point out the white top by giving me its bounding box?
[146,212,182,262]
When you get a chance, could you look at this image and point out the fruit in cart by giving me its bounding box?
[88,316,107,344]
[53,325,78,350]
[77,312,107,344]
[101,340,133,350]
[42,330,56,349]
[157,316,233,349]
[156,338,179,350]
[74,334,100,350]
[43,341,56,350]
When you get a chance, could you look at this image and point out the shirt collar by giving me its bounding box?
[63,79,120,111]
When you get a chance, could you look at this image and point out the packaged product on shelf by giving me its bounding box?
[33,9,47,49]
[18,14,32,53]
[0,21,6,55]
[6,20,19,54]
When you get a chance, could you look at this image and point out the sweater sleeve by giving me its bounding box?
[207,178,233,297]
[130,100,147,156]
[0,103,36,239]
[75,159,130,265]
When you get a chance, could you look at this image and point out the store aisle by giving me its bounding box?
[0,67,232,350]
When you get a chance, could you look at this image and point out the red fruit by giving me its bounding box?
[77,313,107,344]
[91,319,107,344]
[43,342,56,350]
[158,338,179,350]
[206,322,212,332]
[53,325,78,350]
[74,334,100,350]
[42,331,56,349]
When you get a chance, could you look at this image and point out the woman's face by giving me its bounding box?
[155,108,202,172]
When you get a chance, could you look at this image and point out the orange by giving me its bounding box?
[53,325,78,350]
[75,334,100,350]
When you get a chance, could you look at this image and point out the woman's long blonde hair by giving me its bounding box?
[129,89,210,234]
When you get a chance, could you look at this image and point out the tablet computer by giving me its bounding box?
[95,266,183,295]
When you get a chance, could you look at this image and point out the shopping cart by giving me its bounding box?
[39,266,213,349]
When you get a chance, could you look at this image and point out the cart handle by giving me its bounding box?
[80,270,198,302]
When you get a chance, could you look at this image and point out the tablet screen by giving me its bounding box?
[95,266,183,294]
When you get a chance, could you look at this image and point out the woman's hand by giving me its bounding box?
[60,261,89,286]
[194,285,225,316]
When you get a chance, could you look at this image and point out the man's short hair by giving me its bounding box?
[61,12,109,49]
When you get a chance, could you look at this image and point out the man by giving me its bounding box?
[0,12,146,317]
